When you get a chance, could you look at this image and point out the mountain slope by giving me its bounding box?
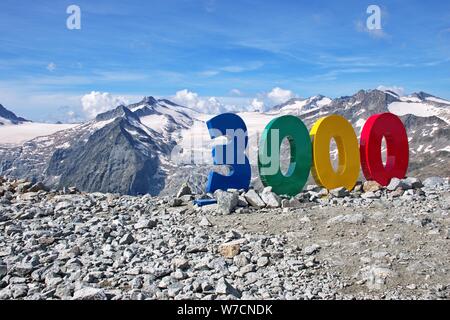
[0,97,197,196]
[46,112,167,195]
[0,104,30,125]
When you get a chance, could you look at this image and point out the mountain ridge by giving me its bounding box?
[0,104,30,125]
[0,89,449,196]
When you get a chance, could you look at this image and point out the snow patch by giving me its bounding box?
[388,102,450,124]
[0,123,78,145]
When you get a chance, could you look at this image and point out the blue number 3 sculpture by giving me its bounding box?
[205,113,251,193]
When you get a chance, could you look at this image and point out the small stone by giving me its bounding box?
[119,233,135,245]
[73,287,107,300]
[330,187,349,198]
[215,278,241,297]
[237,196,248,207]
[199,217,212,227]
[11,284,28,298]
[225,230,241,241]
[359,266,396,290]
[306,185,319,192]
[304,244,321,255]
[16,182,31,193]
[172,270,187,280]
[218,239,246,258]
[0,265,7,278]
[363,181,382,193]
[260,187,281,208]
[167,284,183,297]
[281,198,302,208]
[257,256,269,267]
[361,191,380,199]
[134,219,157,230]
[391,188,404,198]
[55,201,72,212]
[176,183,192,198]
[406,284,417,290]
[233,254,250,267]
[169,198,183,207]
[244,190,266,208]
[130,277,143,289]
[353,182,363,192]
[14,263,34,277]
[38,236,55,246]
[62,186,76,194]
[179,195,194,202]
[387,178,407,191]
[172,258,190,270]
[402,177,423,189]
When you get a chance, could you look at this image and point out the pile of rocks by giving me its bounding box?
[0,175,448,300]
[195,176,448,215]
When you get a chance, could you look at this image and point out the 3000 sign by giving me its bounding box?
[205,112,409,196]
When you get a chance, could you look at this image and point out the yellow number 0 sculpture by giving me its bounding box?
[310,115,360,190]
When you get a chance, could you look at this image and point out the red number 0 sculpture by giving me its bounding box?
[360,113,409,186]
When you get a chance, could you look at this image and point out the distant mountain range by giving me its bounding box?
[0,89,449,195]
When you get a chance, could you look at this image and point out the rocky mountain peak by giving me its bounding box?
[269,95,331,114]
[411,91,433,100]
[140,96,158,105]
[95,105,140,122]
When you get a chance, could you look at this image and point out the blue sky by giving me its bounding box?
[0,0,450,121]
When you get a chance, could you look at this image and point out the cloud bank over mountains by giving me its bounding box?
[81,91,130,119]
[50,85,415,121]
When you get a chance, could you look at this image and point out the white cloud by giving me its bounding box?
[173,89,200,109]
[199,61,264,77]
[377,85,405,97]
[251,98,264,112]
[81,91,129,119]
[199,70,220,77]
[267,87,295,104]
[46,62,56,72]
[173,89,241,114]
[230,89,243,96]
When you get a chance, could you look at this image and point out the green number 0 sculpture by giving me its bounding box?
[258,115,312,196]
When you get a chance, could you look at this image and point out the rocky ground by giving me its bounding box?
[0,176,449,300]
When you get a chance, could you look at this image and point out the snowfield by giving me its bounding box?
[388,102,450,124]
[0,123,78,145]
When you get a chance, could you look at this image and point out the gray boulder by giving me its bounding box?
[260,187,281,208]
[387,178,408,191]
[214,190,239,214]
[244,190,266,208]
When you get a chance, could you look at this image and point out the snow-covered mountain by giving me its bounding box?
[0,97,204,195]
[268,95,332,115]
[0,90,449,195]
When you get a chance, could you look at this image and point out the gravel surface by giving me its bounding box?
[0,176,449,300]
